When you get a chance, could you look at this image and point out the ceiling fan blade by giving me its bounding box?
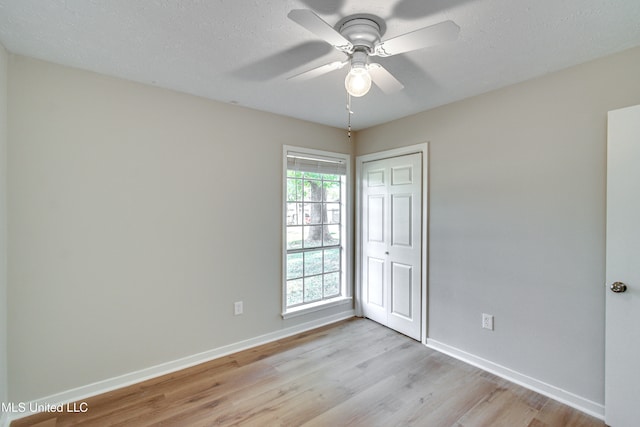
[287,60,349,82]
[288,9,353,53]
[373,20,459,57]
[368,63,404,94]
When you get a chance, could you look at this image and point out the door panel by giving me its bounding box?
[367,257,384,307]
[391,262,412,318]
[391,166,412,185]
[392,194,412,246]
[367,170,385,186]
[367,195,384,242]
[362,152,422,339]
[605,104,640,427]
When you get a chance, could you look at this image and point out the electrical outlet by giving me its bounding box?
[234,301,243,316]
[482,313,494,330]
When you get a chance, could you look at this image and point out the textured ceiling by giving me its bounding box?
[0,0,639,130]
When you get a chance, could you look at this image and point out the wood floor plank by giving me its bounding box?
[390,368,498,426]
[306,351,496,427]
[531,399,604,427]
[456,387,539,427]
[11,318,605,427]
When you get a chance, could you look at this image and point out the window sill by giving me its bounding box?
[281,296,353,320]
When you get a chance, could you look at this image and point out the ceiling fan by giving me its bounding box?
[287,9,460,97]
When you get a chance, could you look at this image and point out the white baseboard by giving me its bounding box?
[5,311,355,425]
[426,338,604,420]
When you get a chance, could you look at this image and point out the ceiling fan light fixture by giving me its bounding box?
[345,50,371,97]
[345,66,372,97]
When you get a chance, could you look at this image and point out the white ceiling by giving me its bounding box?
[0,0,639,130]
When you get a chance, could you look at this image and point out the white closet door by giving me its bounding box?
[361,153,422,340]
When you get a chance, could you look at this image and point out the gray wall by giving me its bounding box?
[356,46,640,404]
[0,42,8,408]
[7,55,354,402]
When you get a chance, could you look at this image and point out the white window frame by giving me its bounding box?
[282,145,352,319]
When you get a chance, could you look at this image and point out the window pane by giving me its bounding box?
[304,276,322,302]
[307,203,322,225]
[286,178,295,201]
[324,225,340,246]
[324,181,340,202]
[287,203,303,225]
[324,272,340,297]
[304,172,322,180]
[303,226,323,248]
[287,279,303,306]
[323,174,340,182]
[324,248,340,273]
[287,178,303,202]
[287,253,303,280]
[304,250,323,276]
[287,226,302,250]
[324,203,340,224]
[304,180,323,202]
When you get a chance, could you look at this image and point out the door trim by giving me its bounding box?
[355,143,429,343]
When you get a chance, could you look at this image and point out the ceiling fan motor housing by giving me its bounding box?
[338,17,383,52]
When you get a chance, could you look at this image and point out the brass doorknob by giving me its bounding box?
[610,282,627,293]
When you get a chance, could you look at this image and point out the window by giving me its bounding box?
[283,146,351,317]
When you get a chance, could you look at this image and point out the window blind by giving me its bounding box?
[287,152,347,175]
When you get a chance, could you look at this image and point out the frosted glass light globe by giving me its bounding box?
[345,67,372,97]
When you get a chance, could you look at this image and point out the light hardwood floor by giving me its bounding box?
[12,318,604,426]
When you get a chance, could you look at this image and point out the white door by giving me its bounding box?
[361,153,422,340]
[605,104,640,427]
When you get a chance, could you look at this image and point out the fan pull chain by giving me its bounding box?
[346,93,353,141]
